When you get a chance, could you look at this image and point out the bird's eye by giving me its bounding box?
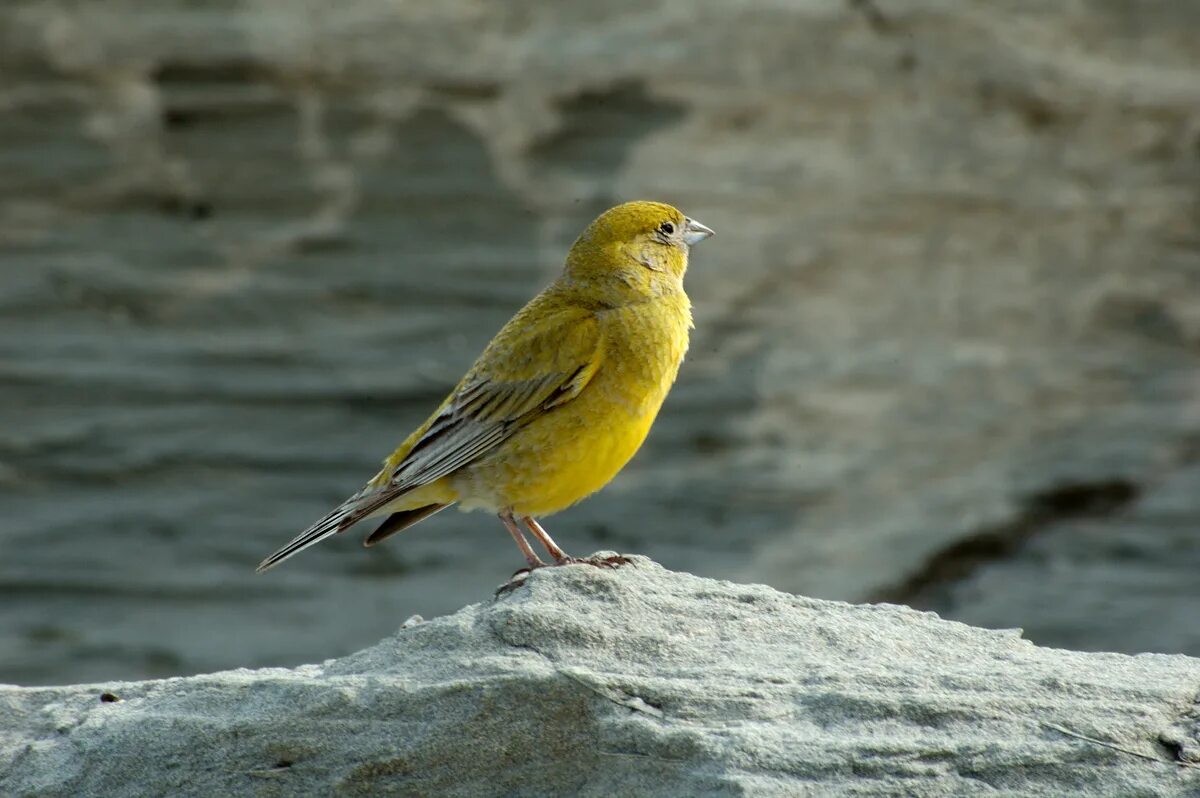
[659,222,675,236]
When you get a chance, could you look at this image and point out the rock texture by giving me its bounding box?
[2,560,1200,797]
[1,0,1199,685]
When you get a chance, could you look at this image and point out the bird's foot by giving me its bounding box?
[511,562,545,578]
[587,553,633,568]
[496,554,633,596]
[554,553,633,569]
[496,566,535,596]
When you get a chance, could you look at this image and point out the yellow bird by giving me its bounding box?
[256,201,713,573]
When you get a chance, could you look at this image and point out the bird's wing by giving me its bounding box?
[256,302,602,572]
[392,300,603,477]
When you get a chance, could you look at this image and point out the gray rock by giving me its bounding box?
[2,559,1199,797]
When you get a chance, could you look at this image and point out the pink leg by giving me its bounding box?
[500,512,546,569]
[521,516,572,564]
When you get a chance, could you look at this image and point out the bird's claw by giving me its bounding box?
[555,554,632,569]
[496,553,633,596]
[585,553,634,568]
[496,567,533,596]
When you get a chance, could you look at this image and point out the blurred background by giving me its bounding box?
[1,0,1198,686]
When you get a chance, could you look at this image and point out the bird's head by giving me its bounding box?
[562,201,713,304]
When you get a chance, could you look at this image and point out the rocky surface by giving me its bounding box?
[2,560,1199,797]
[1,0,1199,685]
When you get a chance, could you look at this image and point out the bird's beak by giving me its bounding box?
[683,217,714,246]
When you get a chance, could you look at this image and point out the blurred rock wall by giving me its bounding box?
[1,0,1198,684]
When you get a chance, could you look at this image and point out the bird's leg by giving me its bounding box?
[500,512,546,569]
[523,516,633,569]
[521,516,574,565]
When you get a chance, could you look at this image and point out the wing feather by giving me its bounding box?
[385,308,602,490]
[256,299,603,573]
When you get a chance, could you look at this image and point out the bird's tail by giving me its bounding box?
[256,489,396,573]
[363,503,452,547]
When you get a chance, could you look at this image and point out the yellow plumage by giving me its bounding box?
[257,201,713,573]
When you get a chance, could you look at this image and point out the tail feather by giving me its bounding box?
[256,490,395,573]
[363,503,452,547]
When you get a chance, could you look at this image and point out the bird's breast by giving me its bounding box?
[594,295,692,416]
[452,295,691,517]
